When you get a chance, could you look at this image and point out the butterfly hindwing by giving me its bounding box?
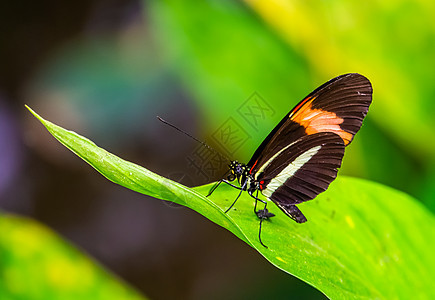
[254,132,345,220]
[247,73,372,170]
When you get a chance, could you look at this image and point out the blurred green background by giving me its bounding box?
[1,0,434,299]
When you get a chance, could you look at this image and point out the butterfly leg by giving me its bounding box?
[207,168,235,197]
[253,190,259,213]
[224,180,247,213]
[206,179,224,197]
[207,178,245,197]
[248,190,268,213]
[255,207,275,248]
[222,179,244,190]
[207,178,247,213]
[249,190,274,248]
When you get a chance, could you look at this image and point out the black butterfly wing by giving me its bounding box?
[254,132,345,222]
[247,73,372,172]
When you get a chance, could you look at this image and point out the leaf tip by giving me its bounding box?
[25,105,47,125]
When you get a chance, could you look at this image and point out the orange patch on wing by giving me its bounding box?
[290,97,352,145]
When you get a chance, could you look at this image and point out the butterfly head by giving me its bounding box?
[228,160,250,186]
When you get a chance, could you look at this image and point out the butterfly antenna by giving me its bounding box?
[157,116,231,161]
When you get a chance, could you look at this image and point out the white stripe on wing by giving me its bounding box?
[262,145,321,198]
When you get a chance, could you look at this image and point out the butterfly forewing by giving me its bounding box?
[247,73,372,170]
[255,132,345,217]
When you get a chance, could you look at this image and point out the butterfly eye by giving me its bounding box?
[227,173,236,181]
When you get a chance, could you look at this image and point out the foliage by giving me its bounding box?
[0,212,146,300]
[27,106,435,299]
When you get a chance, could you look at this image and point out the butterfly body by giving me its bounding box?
[208,73,373,247]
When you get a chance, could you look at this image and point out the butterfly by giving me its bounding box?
[207,73,373,247]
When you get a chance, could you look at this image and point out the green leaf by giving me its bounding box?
[0,212,147,300]
[27,106,435,299]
